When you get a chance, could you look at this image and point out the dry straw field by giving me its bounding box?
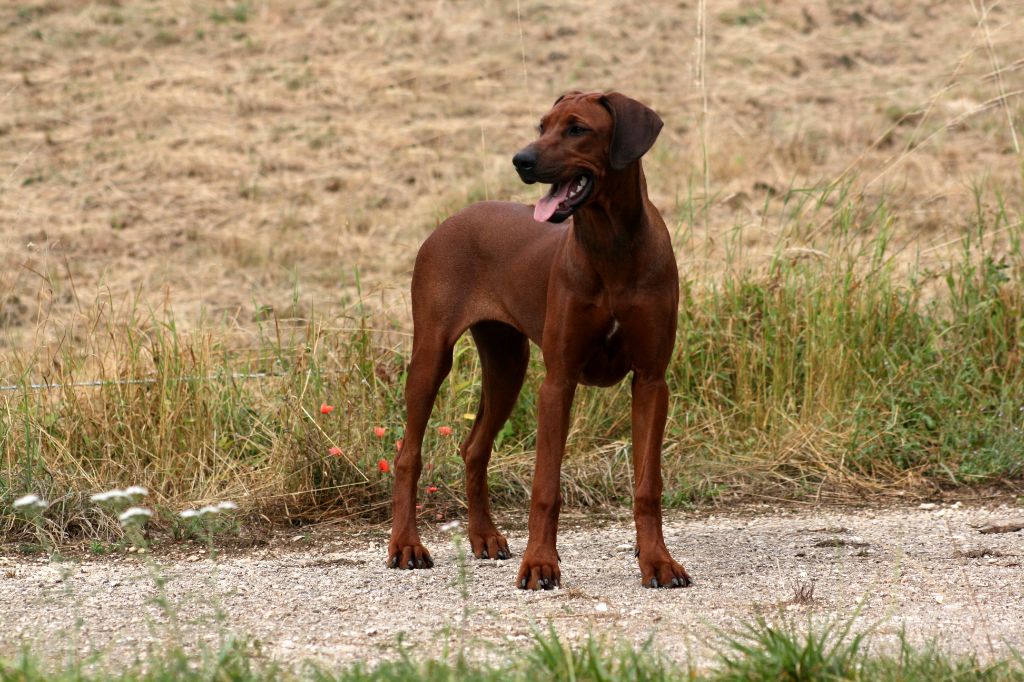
[2,0,1021,348]
[1,1,1023,529]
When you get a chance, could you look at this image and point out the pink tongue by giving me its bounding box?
[533,182,570,222]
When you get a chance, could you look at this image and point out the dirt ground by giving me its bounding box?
[2,503,1022,672]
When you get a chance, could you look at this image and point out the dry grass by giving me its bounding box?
[1,0,1022,358]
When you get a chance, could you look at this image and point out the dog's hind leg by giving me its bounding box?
[388,332,454,569]
[461,320,529,560]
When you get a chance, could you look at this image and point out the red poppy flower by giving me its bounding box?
[426,485,438,494]
[377,458,390,473]
[437,425,453,436]
[320,403,335,415]
[373,426,386,438]
[396,439,403,451]
[328,446,343,457]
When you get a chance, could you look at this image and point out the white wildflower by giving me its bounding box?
[197,505,220,516]
[90,489,130,504]
[118,507,153,524]
[179,509,199,519]
[124,486,149,498]
[214,501,238,512]
[13,494,48,510]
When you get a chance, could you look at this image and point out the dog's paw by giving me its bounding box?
[469,529,512,560]
[639,553,692,588]
[386,542,434,570]
[516,550,561,590]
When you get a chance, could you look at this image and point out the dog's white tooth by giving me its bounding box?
[580,176,588,186]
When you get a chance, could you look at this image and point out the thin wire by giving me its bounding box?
[0,372,283,393]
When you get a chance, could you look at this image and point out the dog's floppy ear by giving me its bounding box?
[599,92,664,170]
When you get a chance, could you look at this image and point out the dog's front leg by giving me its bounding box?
[516,371,576,590]
[631,372,692,587]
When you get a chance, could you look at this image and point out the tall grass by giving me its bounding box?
[2,190,1023,538]
[666,206,1024,500]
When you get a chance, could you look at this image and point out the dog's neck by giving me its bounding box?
[571,162,650,256]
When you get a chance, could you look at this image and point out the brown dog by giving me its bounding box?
[387,91,691,590]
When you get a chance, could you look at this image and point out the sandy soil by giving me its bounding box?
[2,503,1022,672]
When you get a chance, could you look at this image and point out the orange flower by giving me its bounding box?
[377,458,390,473]
[437,425,453,436]
[373,426,386,438]
[320,403,335,415]
[426,485,438,494]
[328,446,343,457]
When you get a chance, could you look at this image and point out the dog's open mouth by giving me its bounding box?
[534,174,593,223]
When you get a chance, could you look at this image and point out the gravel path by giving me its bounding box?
[2,503,1022,672]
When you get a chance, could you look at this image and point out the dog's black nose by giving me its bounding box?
[512,149,537,172]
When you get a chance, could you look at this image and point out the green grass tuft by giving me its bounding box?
[1,620,1021,681]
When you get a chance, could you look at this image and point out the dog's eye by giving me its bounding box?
[537,124,545,135]
[567,124,588,136]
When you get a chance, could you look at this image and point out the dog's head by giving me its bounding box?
[512,91,663,224]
